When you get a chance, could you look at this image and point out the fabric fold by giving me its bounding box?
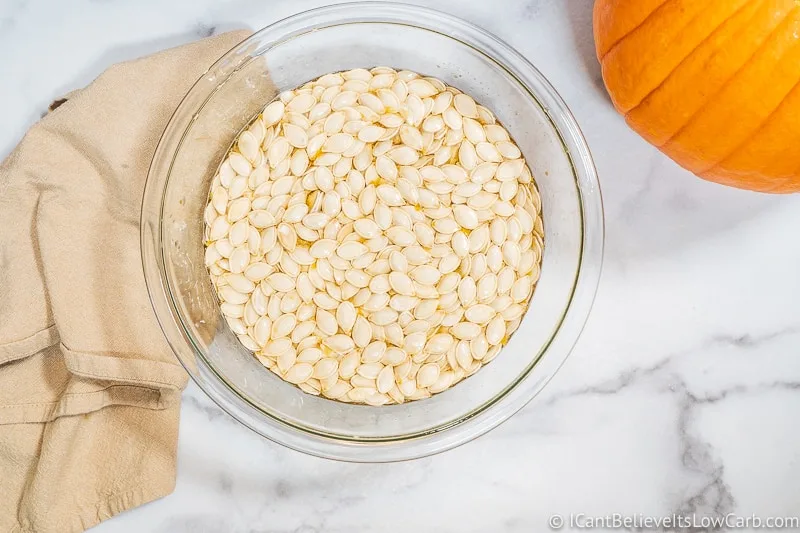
[0,326,59,366]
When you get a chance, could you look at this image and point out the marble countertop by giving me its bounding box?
[3,0,799,531]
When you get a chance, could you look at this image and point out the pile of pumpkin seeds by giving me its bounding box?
[203,67,543,405]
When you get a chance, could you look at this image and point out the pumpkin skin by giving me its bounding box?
[594,0,800,193]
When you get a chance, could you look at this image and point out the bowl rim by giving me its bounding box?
[141,1,604,462]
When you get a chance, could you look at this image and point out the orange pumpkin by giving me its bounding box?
[594,0,800,193]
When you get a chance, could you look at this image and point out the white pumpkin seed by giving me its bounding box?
[453,93,479,118]
[416,363,440,388]
[353,316,372,348]
[465,304,496,324]
[262,101,285,126]
[409,265,441,286]
[486,316,506,345]
[337,241,368,260]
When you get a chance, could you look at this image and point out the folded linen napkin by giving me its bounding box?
[0,30,251,533]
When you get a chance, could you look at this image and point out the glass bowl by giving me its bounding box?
[141,2,603,462]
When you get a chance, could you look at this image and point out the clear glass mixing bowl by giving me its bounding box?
[141,2,603,462]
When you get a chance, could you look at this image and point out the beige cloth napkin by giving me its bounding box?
[0,30,251,533]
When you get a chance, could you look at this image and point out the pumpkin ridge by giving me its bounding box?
[626,0,784,146]
[624,0,764,117]
[703,72,800,180]
[597,0,672,61]
[607,0,753,113]
[693,14,800,173]
[655,6,798,150]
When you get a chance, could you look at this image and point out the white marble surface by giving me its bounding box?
[3,0,800,531]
